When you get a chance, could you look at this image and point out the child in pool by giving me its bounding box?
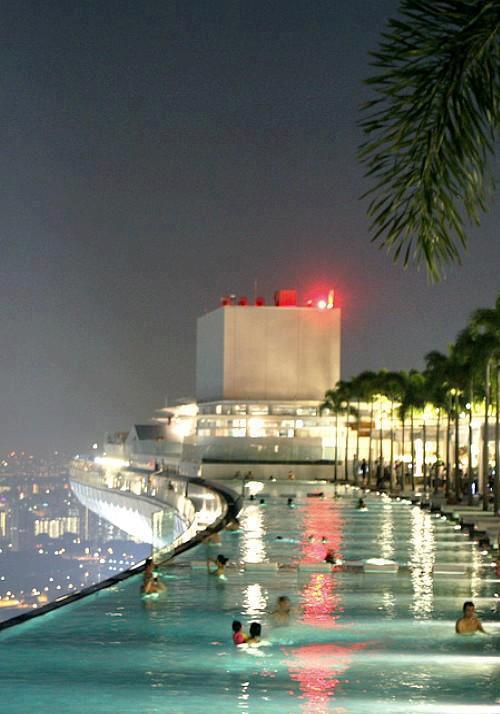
[246,622,262,645]
[232,620,248,645]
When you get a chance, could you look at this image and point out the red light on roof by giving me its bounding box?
[274,289,297,307]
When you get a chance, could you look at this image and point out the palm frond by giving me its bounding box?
[359,0,499,280]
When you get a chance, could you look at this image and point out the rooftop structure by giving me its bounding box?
[196,288,341,402]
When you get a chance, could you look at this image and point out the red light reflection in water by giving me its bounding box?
[284,641,368,714]
[301,498,343,627]
[283,499,368,712]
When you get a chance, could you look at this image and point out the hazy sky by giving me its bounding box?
[1,0,498,454]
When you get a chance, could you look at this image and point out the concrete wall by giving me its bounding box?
[199,462,335,481]
[196,305,341,402]
[196,308,225,402]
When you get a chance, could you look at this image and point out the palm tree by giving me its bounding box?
[353,371,379,486]
[321,387,344,482]
[359,0,499,280]
[451,329,479,504]
[398,372,411,493]
[425,350,451,494]
[469,296,500,512]
[349,374,365,485]
[378,370,407,492]
[334,380,359,483]
[400,370,427,492]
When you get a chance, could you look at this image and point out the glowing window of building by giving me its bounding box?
[296,406,318,416]
[215,404,222,414]
[248,404,269,416]
[271,404,295,415]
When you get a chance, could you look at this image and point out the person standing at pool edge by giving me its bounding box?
[455,601,486,634]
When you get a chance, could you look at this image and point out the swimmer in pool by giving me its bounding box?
[232,620,248,645]
[203,531,222,545]
[356,498,367,510]
[140,557,155,594]
[455,601,487,635]
[287,497,295,508]
[207,554,229,577]
[325,549,336,564]
[246,622,262,645]
[142,575,166,596]
[225,518,240,532]
[270,596,292,626]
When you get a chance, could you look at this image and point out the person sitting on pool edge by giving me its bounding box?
[207,554,229,577]
[232,620,248,645]
[246,622,262,645]
[455,601,487,635]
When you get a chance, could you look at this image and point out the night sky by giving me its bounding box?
[1,1,498,454]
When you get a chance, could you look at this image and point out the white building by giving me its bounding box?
[157,288,341,479]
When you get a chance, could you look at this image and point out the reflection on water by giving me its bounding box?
[377,501,395,560]
[284,498,353,712]
[409,507,435,619]
[239,505,267,563]
[243,582,268,617]
[284,641,369,714]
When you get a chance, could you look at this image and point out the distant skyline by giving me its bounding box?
[1,1,498,454]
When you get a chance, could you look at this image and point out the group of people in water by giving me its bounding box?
[139,490,492,638]
[231,595,292,647]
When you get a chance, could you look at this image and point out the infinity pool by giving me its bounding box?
[1,484,499,713]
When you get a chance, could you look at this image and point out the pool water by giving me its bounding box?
[1,485,499,713]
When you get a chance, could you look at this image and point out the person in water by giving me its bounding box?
[140,557,155,593]
[270,596,292,626]
[287,497,295,508]
[203,531,222,545]
[455,601,486,635]
[226,518,240,531]
[325,549,336,564]
[232,620,248,645]
[246,622,262,644]
[356,498,366,510]
[207,554,229,576]
[143,576,166,595]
